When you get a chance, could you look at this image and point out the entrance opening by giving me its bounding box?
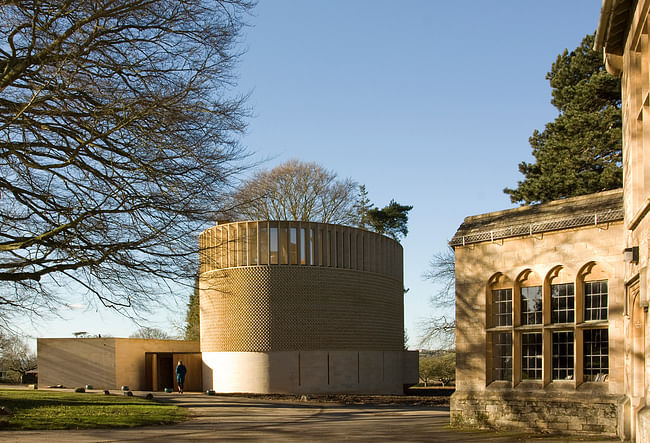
[145,352,202,391]
[157,354,174,391]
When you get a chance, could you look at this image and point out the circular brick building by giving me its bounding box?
[198,220,414,394]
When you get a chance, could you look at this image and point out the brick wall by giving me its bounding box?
[200,266,404,352]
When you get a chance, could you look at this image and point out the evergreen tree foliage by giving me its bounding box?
[353,185,372,229]
[366,200,413,241]
[185,277,200,341]
[504,33,622,204]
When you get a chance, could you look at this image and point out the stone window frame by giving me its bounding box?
[521,331,543,380]
[551,330,574,380]
[485,264,610,388]
[491,332,512,381]
[584,280,608,321]
[491,288,512,327]
[583,328,609,382]
[520,286,543,325]
[550,282,575,324]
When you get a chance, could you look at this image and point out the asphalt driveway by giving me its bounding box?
[0,392,618,442]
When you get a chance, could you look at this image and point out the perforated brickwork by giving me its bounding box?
[200,266,403,352]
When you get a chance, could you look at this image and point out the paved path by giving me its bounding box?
[0,393,617,442]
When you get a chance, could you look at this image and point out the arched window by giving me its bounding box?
[487,273,513,383]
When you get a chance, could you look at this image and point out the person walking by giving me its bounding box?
[176,360,187,394]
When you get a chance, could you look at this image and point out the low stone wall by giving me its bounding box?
[450,390,626,438]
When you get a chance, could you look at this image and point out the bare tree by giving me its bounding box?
[0,333,36,382]
[229,159,359,224]
[419,247,456,349]
[0,0,254,326]
[130,327,171,340]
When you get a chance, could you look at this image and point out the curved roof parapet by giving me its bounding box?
[450,189,623,247]
[199,220,403,281]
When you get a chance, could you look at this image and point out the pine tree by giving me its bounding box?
[353,185,372,229]
[504,33,622,204]
[366,200,413,241]
[185,277,200,341]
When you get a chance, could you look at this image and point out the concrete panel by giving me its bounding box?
[402,351,419,385]
[37,338,116,389]
[358,351,383,392]
[298,351,329,393]
[203,352,272,392]
[381,351,403,394]
[267,351,299,392]
[202,350,412,394]
[329,351,359,391]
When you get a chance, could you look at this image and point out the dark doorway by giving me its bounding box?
[157,354,174,391]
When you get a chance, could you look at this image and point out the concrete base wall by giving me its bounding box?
[450,390,626,438]
[203,350,414,394]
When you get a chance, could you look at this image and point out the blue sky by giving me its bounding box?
[26,1,603,347]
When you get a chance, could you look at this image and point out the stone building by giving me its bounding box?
[597,0,650,439]
[450,189,627,438]
[451,2,650,440]
[199,220,418,394]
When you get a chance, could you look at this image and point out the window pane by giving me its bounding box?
[247,223,258,265]
[300,228,307,265]
[321,228,327,266]
[238,225,246,266]
[584,280,608,321]
[521,332,543,380]
[289,227,297,265]
[492,332,512,381]
[228,225,237,267]
[552,331,574,380]
[330,229,336,267]
[584,329,608,382]
[521,286,542,325]
[492,289,512,327]
[551,283,575,324]
[279,224,288,264]
[259,224,268,265]
[310,228,317,265]
[270,225,279,264]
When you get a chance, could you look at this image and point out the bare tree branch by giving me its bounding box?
[229,159,360,225]
[419,247,456,349]
[0,0,255,327]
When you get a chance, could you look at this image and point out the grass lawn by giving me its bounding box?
[0,389,188,430]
